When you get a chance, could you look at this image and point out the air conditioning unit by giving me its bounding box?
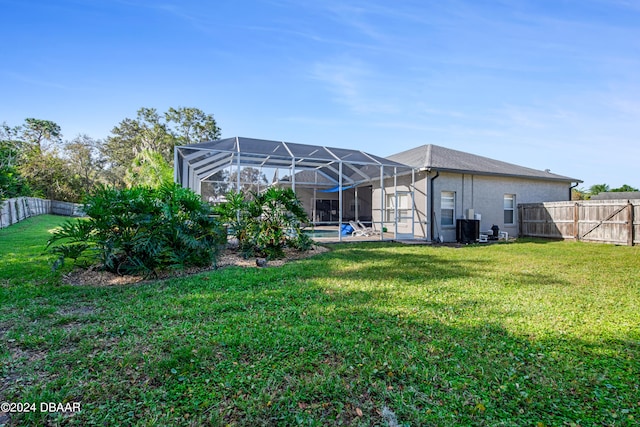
[456,219,480,243]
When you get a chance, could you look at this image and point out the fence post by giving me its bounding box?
[574,202,580,241]
[627,201,634,246]
[518,205,523,237]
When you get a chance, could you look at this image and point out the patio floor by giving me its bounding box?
[307,225,422,244]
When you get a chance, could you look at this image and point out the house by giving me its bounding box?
[377,144,581,241]
[175,138,581,242]
[590,191,640,200]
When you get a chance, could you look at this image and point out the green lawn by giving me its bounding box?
[1,215,639,426]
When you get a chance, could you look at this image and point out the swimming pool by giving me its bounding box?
[303,229,340,239]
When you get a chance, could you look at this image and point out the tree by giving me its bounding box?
[4,118,75,200]
[0,166,28,200]
[0,140,29,199]
[2,119,111,202]
[165,106,221,145]
[124,149,173,188]
[200,170,230,203]
[22,118,62,152]
[611,184,638,192]
[0,123,22,168]
[571,187,587,201]
[103,108,173,172]
[18,148,81,202]
[64,134,106,197]
[0,126,29,199]
[103,106,221,180]
[588,183,610,196]
[228,167,268,195]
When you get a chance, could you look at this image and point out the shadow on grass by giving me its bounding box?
[3,240,637,425]
[7,277,637,426]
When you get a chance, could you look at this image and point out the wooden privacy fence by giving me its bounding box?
[518,199,640,246]
[0,197,85,229]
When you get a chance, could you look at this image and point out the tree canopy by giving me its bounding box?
[1,119,73,200]
[104,106,221,171]
[573,183,639,200]
[22,118,62,151]
[610,184,638,192]
[124,149,174,189]
[1,106,221,201]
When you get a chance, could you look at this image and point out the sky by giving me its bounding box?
[2,0,639,190]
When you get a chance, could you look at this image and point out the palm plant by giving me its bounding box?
[47,183,226,276]
[214,187,312,259]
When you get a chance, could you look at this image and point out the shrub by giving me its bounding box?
[47,183,226,276]
[214,187,312,259]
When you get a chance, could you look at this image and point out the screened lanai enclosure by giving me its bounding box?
[174,137,416,240]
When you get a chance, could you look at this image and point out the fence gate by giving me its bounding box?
[519,200,639,246]
[578,200,634,245]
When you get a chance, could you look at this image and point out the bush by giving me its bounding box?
[215,187,312,259]
[47,183,226,276]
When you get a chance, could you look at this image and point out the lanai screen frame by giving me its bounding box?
[174,137,415,241]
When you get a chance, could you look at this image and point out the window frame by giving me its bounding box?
[441,191,455,227]
[504,194,515,225]
[386,193,411,222]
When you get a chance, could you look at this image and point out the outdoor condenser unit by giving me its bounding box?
[456,219,480,243]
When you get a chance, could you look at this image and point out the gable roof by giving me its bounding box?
[387,144,581,183]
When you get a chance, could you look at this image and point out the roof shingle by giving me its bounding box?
[387,144,580,182]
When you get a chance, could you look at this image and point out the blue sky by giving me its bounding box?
[2,0,639,190]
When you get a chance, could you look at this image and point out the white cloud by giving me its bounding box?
[310,59,400,115]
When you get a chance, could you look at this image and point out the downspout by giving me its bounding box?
[411,168,415,238]
[429,170,440,241]
[424,170,429,240]
[569,181,579,200]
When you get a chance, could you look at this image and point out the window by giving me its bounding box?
[504,194,515,224]
[386,193,410,222]
[441,191,455,226]
[315,199,339,222]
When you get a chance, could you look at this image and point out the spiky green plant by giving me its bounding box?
[47,183,226,276]
[214,187,312,259]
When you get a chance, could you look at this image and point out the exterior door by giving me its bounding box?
[315,199,339,223]
[395,191,414,239]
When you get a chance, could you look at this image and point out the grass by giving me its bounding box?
[1,215,639,426]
